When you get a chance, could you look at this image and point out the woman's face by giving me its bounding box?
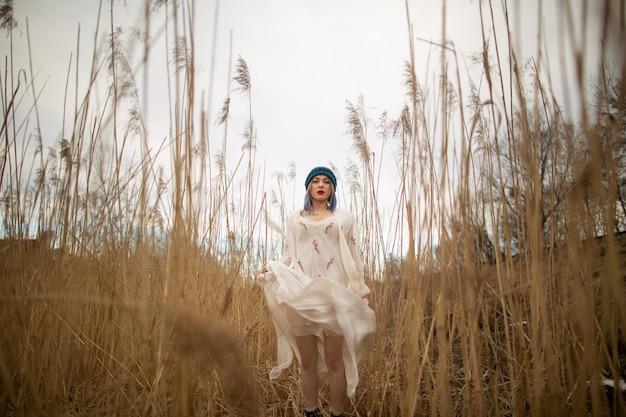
[309,175,333,203]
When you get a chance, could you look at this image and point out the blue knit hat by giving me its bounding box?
[305,166,337,190]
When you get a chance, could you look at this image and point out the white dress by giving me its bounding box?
[257,208,376,397]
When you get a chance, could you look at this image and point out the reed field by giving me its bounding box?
[1,0,626,416]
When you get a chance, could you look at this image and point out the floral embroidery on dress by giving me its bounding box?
[298,220,307,230]
[327,257,335,269]
[325,222,334,233]
[298,260,304,271]
[312,240,320,253]
[351,235,356,245]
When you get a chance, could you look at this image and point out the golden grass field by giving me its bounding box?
[1,216,625,416]
[1,0,626,415]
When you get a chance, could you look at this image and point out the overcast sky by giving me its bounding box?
[2,0,613,242]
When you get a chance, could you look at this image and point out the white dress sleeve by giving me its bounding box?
[278,210,299,266]
[270,208,370,297]
[341,210,371,297]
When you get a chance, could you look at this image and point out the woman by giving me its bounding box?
[258,166,376,417]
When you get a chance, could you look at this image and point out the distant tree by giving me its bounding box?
[499,109,576,246]
[465,59,577,253]
[488,63,626,249]
[586,64,626,233]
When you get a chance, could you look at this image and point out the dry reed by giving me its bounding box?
[1,0,626,416]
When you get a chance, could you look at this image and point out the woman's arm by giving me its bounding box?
[344,210,371,298]
[278,210,299,266]
[260,211,297,274]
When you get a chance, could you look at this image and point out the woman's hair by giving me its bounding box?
[303,183,337,212]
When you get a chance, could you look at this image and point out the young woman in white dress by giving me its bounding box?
[258,166,376,417]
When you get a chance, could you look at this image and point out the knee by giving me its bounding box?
[324,352,344,373]
[300,355,317,374]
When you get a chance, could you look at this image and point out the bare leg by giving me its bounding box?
[324,335,346,415]
[296,335,320,410]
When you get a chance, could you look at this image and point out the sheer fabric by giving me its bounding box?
[257,209,376,397]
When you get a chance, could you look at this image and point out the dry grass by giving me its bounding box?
[1,0,626,416]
